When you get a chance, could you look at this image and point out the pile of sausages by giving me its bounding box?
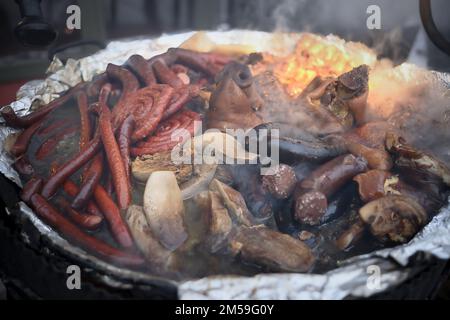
[2,48,231,266]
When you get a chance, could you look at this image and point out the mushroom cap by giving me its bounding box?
[359,195,427,243]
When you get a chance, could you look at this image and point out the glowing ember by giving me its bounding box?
[254,33,377,96]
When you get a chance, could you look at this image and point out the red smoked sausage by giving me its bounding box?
[30,194,143,266]
[97,86,131,210]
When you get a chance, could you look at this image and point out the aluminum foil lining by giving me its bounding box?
[1,30,450,300]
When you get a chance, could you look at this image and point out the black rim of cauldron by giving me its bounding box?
[0,174,177,299]
[0,173,449,300]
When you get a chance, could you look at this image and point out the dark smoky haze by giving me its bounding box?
[220,0,450,157]
[0,0,449,82]
[254,0,450,164]
[228,0,450,70]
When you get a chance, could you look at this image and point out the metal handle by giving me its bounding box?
[419,0,450,56]
[48,40,106,61]
[14,0,57,47]
[15,0,43,17]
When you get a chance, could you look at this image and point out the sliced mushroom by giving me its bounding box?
[143,171,188,251]
[359,195,427,243]
[230,225,315,273]
[125,205,173,269]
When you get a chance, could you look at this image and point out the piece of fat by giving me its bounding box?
[124,205,172,269]
[143,171,188,251]
[232,226,315,273]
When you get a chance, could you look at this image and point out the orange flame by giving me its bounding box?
[255,33,377,97]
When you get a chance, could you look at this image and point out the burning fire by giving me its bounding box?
[250,32,433,121]
[256,33,377,96]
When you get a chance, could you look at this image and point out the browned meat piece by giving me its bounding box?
[354,170,393,203]
[125,205,173,271]
[294,191,328,226]
[262,164,297,200]
[230,225,315,273]
[294,154,367,226]
[386,133,450,187]
[354,169,444,212]
[205,191,235,253]
[207,62,355,137]
[359,195,427,243]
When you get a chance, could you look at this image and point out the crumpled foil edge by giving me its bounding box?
[1,30,450,300]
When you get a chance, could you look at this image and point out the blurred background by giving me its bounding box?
[0,0,449,105]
